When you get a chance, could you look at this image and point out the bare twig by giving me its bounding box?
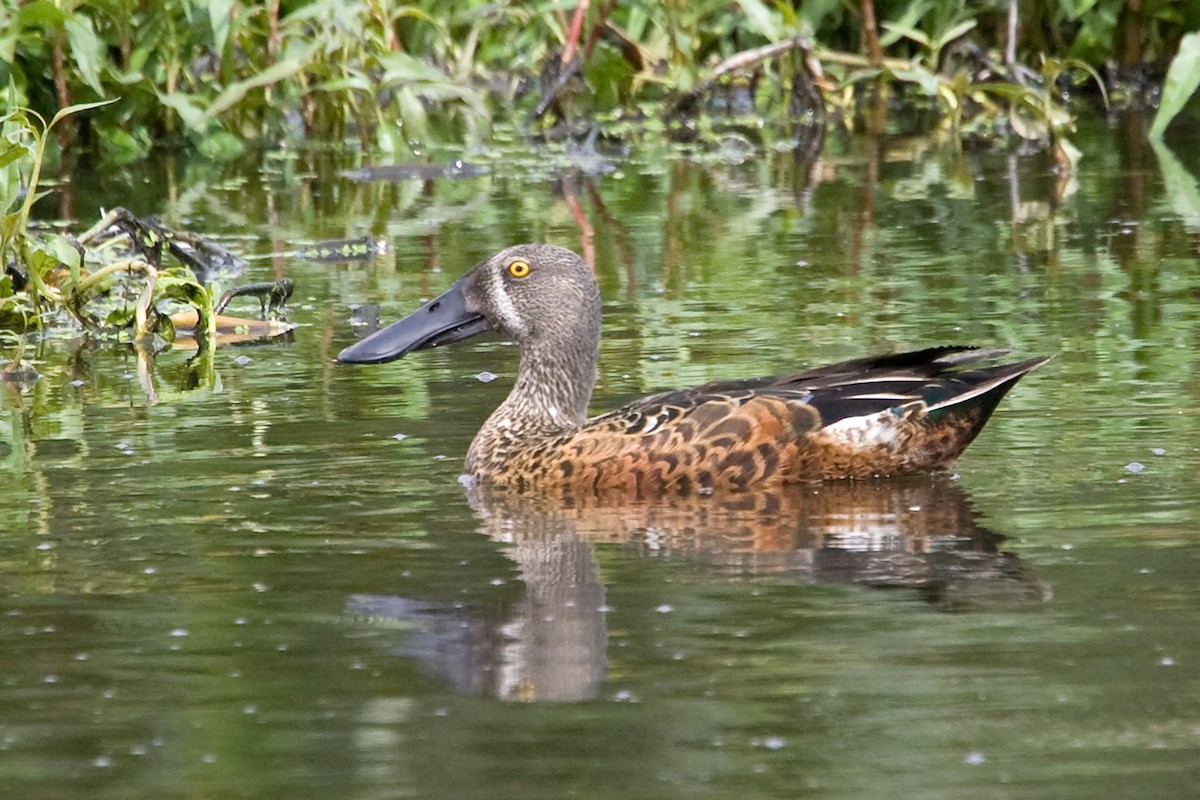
[528,57,582,124]
[668,37,817,118]
[1005,0,1021,82]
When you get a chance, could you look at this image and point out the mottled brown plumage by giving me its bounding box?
[338,244,1050,494]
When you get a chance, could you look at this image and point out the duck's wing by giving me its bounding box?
[508,348,1049,492]
[681,346,1050,424]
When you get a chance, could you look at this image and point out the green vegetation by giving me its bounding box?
[0,93,217,343]
[2,0,1200,368]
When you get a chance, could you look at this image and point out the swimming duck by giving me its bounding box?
[338,244,1049,494]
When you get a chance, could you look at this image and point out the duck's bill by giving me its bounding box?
[337,278,490,364]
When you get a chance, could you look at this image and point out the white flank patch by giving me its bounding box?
[821,411,901,447]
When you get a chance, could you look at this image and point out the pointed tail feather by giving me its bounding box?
[926,354,1053,418]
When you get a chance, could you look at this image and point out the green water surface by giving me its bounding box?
[3,116,1200,799]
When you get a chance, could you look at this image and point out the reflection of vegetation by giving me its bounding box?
[2,1,1198,161]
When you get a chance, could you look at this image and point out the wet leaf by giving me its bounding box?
[1150,31,1200,139]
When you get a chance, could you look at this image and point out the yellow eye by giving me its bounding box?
[508,259,531,278]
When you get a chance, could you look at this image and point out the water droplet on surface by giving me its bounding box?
[1124,461,1145,473]
[964,751,986,765]
[655,604,673,614]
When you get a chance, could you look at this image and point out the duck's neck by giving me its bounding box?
[467,333,599,474]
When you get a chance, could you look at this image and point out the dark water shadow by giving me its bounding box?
[347,474,1045,702]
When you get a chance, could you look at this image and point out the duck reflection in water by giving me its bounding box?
[347,475,1045,703]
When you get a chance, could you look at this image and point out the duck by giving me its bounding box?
[337,244,1050,494]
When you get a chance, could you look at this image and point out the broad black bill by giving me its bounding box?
[337,278,490,364]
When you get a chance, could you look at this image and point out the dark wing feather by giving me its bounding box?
[664,347,1049,427]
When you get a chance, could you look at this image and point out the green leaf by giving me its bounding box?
[891,68,940,97]
[42,234,81,287]
[315,76,373,93]
[16,0,68,28]
[1151,138,1200,233]
[879,0,933,47]
[933,19,977,50]
[209,0,236,58]
[200,48,316,121]
[96,124,150,164]
[0,142,27,214]
[64,13,105,95]
[880,22,930,50]
[1150,31,1200,140]
[394,86,428,144]
[0,141,25,170]
[736,0,783,42]
[157,91,207,130]
[47,98,118,131]
[196,129,244,161]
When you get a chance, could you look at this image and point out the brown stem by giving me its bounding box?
[51,30,73,147]
[1118,0,1144,69]
[860,0,884,67]
[561,0,590,66]
[563,183,595,271]
[581,0,616,63]
[1005,0,1019,69]
[268,0,280,63]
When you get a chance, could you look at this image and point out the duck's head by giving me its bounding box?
[337,244,601,364]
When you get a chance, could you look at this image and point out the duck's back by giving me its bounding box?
[472,347,1050,495]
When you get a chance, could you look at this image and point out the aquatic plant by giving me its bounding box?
[0,93,217,342]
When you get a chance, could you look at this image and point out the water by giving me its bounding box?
[3,115,1200,798]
